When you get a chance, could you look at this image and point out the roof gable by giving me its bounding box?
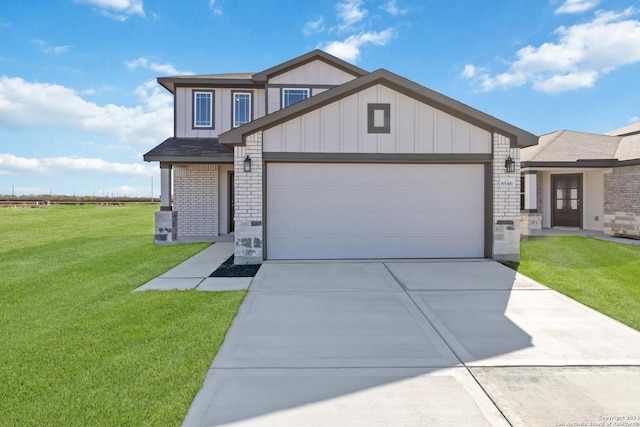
[252,49,367,83]
[219,68,538,148]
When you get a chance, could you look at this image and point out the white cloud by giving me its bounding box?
[0,153,156,177]
[303,16,325,35]
[382,0,408,16]
[209,0,222,15]
[334,0,367,32]
[76,0,145,20]
[462,7,640,93]
[555,0,600,15]
[461,64,477,78]
[322,28,395,62]
[0,76,172,144]
[629,116,640,123]
[126,57,191,75]
[32,39,71,54]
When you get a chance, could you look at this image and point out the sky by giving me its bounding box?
[1,0,640,197]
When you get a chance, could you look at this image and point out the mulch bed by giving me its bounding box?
[210,255,261,278]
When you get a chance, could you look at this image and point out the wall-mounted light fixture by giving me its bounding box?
[505,156,515,173]
[243,155,251,172]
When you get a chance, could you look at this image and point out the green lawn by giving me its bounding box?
[518,236,640,331]
[0,204,246,426]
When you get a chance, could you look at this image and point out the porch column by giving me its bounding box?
[160,163,172,211]
[524,171,537,211]
[520,170,542,237]
[155,163,178,244]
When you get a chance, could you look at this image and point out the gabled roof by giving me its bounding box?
[251,49,368,82]
[156,50,368,94]
[219,68,538,148]
[521,128,640,167]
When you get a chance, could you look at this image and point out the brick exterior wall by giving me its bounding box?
[493,133,521,262]
[234,131,264,264]
[603,164,640,238]
[173,164,219,237]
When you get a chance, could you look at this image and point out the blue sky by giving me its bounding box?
[1,0,639,196]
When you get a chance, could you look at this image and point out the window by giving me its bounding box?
[233,92,252,128]
[520,175,525,211]
[193,91,213,128]
[367,103,390,133]
[283,88,309,108]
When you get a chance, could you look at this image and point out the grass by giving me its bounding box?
[0,204,246,426]
[518,236,640,331]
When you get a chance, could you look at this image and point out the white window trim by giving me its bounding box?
[233,91,252,128]
[282,88,310,108]
[193,90,213,128]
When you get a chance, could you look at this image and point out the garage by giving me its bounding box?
[266,162,485,260]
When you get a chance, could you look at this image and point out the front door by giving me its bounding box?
[228,172,235,233]
[552,174,582,227]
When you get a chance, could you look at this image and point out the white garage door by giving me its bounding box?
[266,163,485,259]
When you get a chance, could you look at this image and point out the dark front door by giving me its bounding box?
[552,174,582,227]
[228,172,235,233]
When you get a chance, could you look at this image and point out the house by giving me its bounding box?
[520,123,640,238]
[143,50,538,264]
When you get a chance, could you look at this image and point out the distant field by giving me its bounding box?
[0,204,246,426]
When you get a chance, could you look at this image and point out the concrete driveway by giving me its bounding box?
[183,260,640,427]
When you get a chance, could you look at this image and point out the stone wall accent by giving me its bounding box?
[154,211,178,243]
[520,212,542,238]
[234,131,264,264]
[603,164,640,238]
[173,164,219,237]
[493,133,521,262]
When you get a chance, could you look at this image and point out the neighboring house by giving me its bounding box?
[520,123,640,239]
[144,50,538,264]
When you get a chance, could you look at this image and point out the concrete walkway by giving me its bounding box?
[182,259,640,427]
[134,242,251,292]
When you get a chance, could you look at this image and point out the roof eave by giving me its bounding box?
[143,153,234,163]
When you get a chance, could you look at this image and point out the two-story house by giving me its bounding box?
[144,50,538,264]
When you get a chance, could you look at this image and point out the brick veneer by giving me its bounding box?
[233,131,264,264]
[493,133,521,262]
[173,164,219,237]
[604,164,640,238]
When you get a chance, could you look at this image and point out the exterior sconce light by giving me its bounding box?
[243,155,251,172]
[505,156,516,173]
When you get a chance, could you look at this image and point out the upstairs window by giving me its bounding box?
[233,92,252,128]
[283,88,309,108]
[193,90,213,128]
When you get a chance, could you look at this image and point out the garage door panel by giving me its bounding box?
[268,213,296,235]
[267,163,485,259]
[268,188,295,211]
